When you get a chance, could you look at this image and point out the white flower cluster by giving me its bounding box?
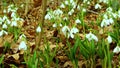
[86,32,98,42]
[60,0,78,16]
[45,9,63,20]
[62,26,79,38]
[0,4,24,37]
[100,7,117,27]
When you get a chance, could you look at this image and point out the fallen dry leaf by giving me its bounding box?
[12,53,20,60]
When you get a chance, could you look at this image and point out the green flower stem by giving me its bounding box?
[35,0,47,47]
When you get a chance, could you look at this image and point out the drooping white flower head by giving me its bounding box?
[77,5,80,10]
[86,32,98,42]
[69,27,79,38]
[62,26,70,37]
[62,26,79,38]
[53,23,57,28]
[113,46,120,54]
[71,27,79,34]
[2,24,7,29]
[19,41,27,50]
[3,15,8,21]
[36,26,41,33]
[60,3,65,8]
[82,8,86,12]
[75,19,81,24]
[0,30,8,37]
[107,35,112,44]
[65,0,69,5]
[11,21,17,26]
[95,3,102,9]
[68,9,74,15]
[45,13,52,20]
[106,7,112,12]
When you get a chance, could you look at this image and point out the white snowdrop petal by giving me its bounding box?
[19,41,27,50]
[75,19,81,24]
[113,46,120,54]
[65,1,69,5]
[95,3,101,9]
[36,26,41,33]
[86,32,98,42]
[60,3,65,8]
[0,30,3,37]
[107,36,112,44]
[11,21,17,26]
[2,24,7,29]
[53,23,57,28]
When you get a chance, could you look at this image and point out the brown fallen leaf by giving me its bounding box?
[12,53,20,60]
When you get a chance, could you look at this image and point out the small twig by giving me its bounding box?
[86,9,99,14]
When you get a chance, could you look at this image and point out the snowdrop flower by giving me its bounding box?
[2,24,7,29]
[36,26,41,33]
[11,21,17,26]
[99,0,108,4]
[19,41,27,50]
[70,0,74,3]
[60,3,65,8]
[69,27,79,38]
[0,30,3,37]
[75,19,81,24]
[107,35,112,44]
[72,2,77,9]
[106,7,112,12]
[65,1,69,5]
[113,46,120,54]
[62,26,70,37]
[95,3,101,9]
[82,8,86,12]
[0,30,8,37]
[20,34,26,39]
[63,17,68,20]
[112,13,117,19]
[6,20,11,24]
[70,27,79,34]
[68,9,74,15]
[77,5,80,10]
[3,15,8,21]
[83,0,88,3]
[3,9,7,13]
[53,23,57,28]
[109,18,114,24]
[59,23,62,27]
[11,12,16,17]
[86,32,98,42]
[45,13,52,20]
[53,9,63,15]
[103,14,108,19]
